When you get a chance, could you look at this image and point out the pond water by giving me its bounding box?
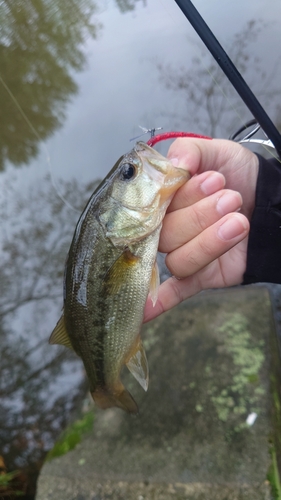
[0,0,281,497]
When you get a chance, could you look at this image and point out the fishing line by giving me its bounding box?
[156,3,280,161]
[200,65,281,163]
[0,75,79,212]
[179,33,254,134]
[201,66,281,163]
[173,0,281,161]
[200,60,281,162]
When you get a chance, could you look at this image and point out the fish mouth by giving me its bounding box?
[134,141,171,174]
[159,168,190,203]
[134,141,154,154]
[134,141,190,199]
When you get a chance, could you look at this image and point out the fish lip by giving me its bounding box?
[134,141,171,174]
[133,141,153,153]
[133,140,189,184]
[133,141,164,163]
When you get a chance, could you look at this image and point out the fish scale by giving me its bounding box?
[50,142,189,413]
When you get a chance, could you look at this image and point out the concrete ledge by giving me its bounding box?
[36,287,279,500]
[36,477,271,500]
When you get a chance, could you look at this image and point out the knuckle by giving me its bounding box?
[170,276,184,303]
[166,249,200,278]
[191,205,211,232]
[197,237,214,258]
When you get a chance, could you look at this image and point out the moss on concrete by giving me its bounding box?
[36,287,280,500]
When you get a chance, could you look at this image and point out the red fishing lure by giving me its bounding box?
[147,131,212,147]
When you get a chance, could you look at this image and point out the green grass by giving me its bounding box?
[0,470,24,496]
[267,446,281,500]
[46,411,94,461]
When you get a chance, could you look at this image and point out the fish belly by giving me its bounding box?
[65,219,161,413]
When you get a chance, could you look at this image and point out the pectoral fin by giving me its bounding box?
[126,336,149,392]
[105,248,140,295]
[149,260,160,307]
[49,314,73,350]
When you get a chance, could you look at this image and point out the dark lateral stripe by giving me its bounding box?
[90,297,107,387]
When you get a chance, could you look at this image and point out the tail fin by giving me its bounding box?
[92,386,138,414]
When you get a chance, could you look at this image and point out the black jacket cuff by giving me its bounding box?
[242,154,281,284]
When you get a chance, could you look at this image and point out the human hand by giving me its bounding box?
[144,138,259,322]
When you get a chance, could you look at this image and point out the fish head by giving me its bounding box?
[111,142,189,208]
[99,142,190,245]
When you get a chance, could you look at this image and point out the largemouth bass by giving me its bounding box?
[50,142,189,413]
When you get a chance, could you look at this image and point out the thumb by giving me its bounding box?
[167,137,244,176]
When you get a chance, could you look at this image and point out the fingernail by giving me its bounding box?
[201,173,225,195]
[170,157,179,167]
[218,216,247,241]
[216,192,242,216]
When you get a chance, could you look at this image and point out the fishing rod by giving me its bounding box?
[173,0,281,159]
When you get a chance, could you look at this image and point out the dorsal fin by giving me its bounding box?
[49,314,73,350]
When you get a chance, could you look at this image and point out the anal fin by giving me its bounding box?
[126,336,149,392]
[149,260,160,307]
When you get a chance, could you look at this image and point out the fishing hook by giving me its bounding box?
[130,126,163,142]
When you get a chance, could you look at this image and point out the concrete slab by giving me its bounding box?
[36,287,280,500]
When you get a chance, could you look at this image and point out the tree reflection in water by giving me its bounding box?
[0,0,145,495]
[0,176,100,496]
[157,20,281,138]
[1,3,281,498]
[0,0,143,172]
[0,1,100,488]
[0,0,100,171]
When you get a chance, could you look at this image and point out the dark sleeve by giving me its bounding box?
[242,154,281,284]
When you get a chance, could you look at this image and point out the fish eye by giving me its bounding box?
[120,163,136,181]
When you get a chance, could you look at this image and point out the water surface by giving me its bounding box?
[0,0,280,495]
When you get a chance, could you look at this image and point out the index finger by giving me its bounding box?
[167,169,225,213]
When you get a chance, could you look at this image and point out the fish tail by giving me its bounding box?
[91,386,138,414]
